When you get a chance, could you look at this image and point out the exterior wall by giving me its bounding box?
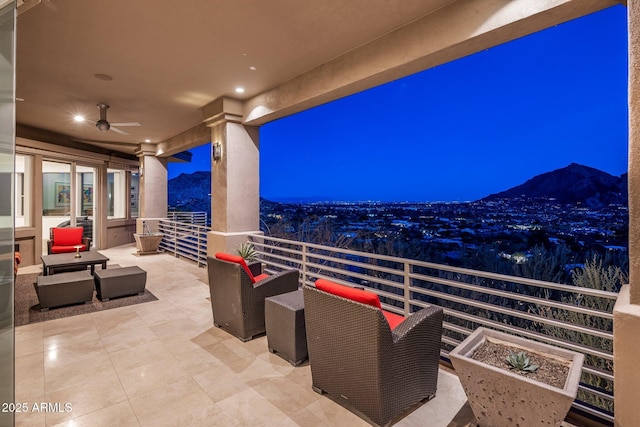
[629,0,640,305]
[106,220,136,248]
[613,2,638,426]
[13,232,35,267]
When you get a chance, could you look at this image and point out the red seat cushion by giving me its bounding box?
[51,244,86,254]
[315,279,382,309]
[215,252,257,283]
[14,252,21,275]
[52,227,84,246]
[253,273,269,283]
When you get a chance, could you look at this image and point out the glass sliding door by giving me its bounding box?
[0,1,15,426]
[130,172,139,218]
[42,162,98,253]
[76,165,96,244]
[42,161,71,253]
[107,168,126,218]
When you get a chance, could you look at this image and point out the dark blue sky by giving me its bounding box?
[171,5,628,203]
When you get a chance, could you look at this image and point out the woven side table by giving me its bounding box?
[265,289,307,366]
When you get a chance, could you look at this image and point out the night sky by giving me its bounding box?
[170,5,628,203]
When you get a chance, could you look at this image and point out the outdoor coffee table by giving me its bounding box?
[41,251,109,276]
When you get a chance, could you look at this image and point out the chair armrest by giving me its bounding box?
[82,237,91,249]
[253,270,300,296]
[391,305,444,345]
[47,240,53,255]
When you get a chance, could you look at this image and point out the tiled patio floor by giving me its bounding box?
[14,244,475,426]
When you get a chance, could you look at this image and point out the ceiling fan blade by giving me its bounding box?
[110,122,141,127]
[110,127,130,135]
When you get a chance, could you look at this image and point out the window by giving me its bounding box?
[107,169,126,218]
[15,154,32,227]
[130,172,139,218]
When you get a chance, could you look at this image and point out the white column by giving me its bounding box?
[204,97,262,255]
[613,2,640,426]
[135,144,168,219]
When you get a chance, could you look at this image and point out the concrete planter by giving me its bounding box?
[133,233,163,255]
[449,327,584,427]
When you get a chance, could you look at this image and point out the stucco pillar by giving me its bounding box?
[204,97,262,255]
[135,144,168,219]
[613,2,640,426]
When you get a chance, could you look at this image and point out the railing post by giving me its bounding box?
[404,261,411,316]
[302,243,308,287]
[173,220,178,258]
[197,226,202,267]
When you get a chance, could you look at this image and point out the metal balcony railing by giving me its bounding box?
[167,211,208,226]
[248,233,618,424]
[158,218,210,267]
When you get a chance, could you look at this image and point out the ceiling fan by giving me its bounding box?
[94,103,141,135]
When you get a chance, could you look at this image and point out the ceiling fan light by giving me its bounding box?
[96,119,110,131]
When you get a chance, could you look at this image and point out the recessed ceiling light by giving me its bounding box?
[73,115,85,122]
[144,139,151,143]
[235,87,245,93]
[94,73,113,81]
[249,66,256,71]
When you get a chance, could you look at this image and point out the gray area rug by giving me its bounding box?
[15,268,158,326]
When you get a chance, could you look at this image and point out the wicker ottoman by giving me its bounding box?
[94,266,147,301]
[265,289,307,366]
[36,271,94,311]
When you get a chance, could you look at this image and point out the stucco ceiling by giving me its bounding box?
[16,0,456,155]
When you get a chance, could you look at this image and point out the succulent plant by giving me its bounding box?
[506,350,539,372]
[236,242,258,262]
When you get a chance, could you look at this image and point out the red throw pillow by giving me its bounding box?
[315,279,382,309]
[382,311,405,330]
[215,252,257,283]
[53,227,83,246]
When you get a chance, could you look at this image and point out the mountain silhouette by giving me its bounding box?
[168,171,211,208]
[482,163,627,207]
[170,165,628,209]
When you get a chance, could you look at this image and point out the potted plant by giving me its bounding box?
[449,327,584,427]
[236,242,258,262]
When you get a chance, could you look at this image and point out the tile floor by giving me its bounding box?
[13,244,474,426]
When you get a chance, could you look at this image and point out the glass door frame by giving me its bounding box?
[42,159,100,253]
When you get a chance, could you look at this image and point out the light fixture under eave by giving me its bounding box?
[212,142,222,161]
[73,115,85,122]
[235,87,245,94]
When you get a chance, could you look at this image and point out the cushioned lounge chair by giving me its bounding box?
[207,253,299,341]
[304,279,444,427]
[47,226,91,255]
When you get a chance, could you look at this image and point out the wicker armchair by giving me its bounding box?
[47,227,91,255]
[303,282,444,427]
[207,253,299,341]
